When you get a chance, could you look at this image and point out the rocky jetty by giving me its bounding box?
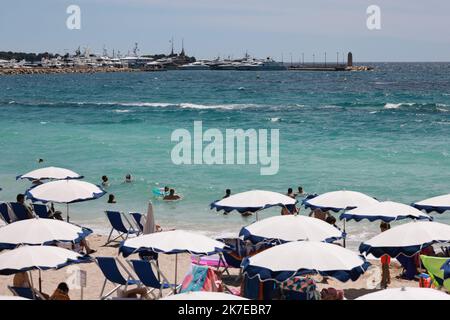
[0,67,139,76]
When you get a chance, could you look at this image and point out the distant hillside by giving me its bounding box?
[0,51,60,62]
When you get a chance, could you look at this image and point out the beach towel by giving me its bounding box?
[421,255,450,292]
[281,277,319,300]
[180,265,223,293]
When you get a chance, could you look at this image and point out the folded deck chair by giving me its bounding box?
[9,202,31,221]
[104,211,139,246]
[8,286,45,300]
[0,203,11,224]
[129,259,175,298]
[421,255,450,292]
[96,257,141,299]
[32,203,50,219]
[129,212,144,233]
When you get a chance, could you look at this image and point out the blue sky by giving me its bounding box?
[1,0,449,61]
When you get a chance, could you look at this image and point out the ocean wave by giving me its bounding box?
[383,102,449,112]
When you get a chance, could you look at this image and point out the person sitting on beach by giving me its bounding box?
[108,194,117,204]
[325,216,340,229]
[163,189,181,201]
[309,208,329,221]
[101,175,110,187]
[13,272,31,289]
[16,194,34,219]
[222,189,231,199]
[380,222,391,289]
[50,282,70,300]
[125,174,132,183]
[13,272,50,299]
[48,203,63,220]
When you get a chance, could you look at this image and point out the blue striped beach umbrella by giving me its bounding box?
[340,201,432,223]
[210,190,297,220]
[359,221,450,258]
[17,166,83,181]
[26,180,106,222]
[242,241,370,283]
[239,215,343,245]
[412,194,450,214]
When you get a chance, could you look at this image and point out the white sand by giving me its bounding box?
[0,234,439,300]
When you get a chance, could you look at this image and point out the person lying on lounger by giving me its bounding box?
[117,287,150,300]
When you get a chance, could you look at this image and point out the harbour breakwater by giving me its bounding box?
[0,66,140,76]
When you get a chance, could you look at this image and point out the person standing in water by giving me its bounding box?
[380,222,391,289]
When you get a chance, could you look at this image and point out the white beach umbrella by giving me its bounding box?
[242,241,370,282]
[304,190,379,212]
[17,166,82,181]
[26,180,106,221]
[161,292,248,300]
[240,215,343,244]
[0,218,92,249]
[0,295,30,300]
[120,230,225,257]
[0,245,91,292]
[211,190,297,220]
[356,287,450,300]
[341,201,432,223]
[359,221,450,258]
[0,246,90,274]
[412,194,450,214]
[120,230,226,290]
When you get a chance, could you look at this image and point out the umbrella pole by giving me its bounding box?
[38,269,42,293]
[66,204,70,222]
[343,216,347,248]
[174,254,178,294]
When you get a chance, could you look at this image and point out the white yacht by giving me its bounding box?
[179,61,210,70]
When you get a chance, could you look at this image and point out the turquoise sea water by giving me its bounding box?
[0,63,449,249]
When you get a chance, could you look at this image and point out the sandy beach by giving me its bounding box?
[0,233,425,300]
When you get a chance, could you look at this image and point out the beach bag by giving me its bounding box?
[180,265,223,293]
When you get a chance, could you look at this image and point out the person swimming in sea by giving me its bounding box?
[163,189,181,201]
[101,175,110,187]
[124,174,132,183]
[107,194,116,204]
[222,189,231,199]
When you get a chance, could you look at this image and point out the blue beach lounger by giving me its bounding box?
[129,212,145,233]
[32,203,50,219]
[104,211,139,245]
[96,257,141,300]
[9,202,31,221]
[130,259,175,298]
[0,203,11,224]
[8,286,46,300]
